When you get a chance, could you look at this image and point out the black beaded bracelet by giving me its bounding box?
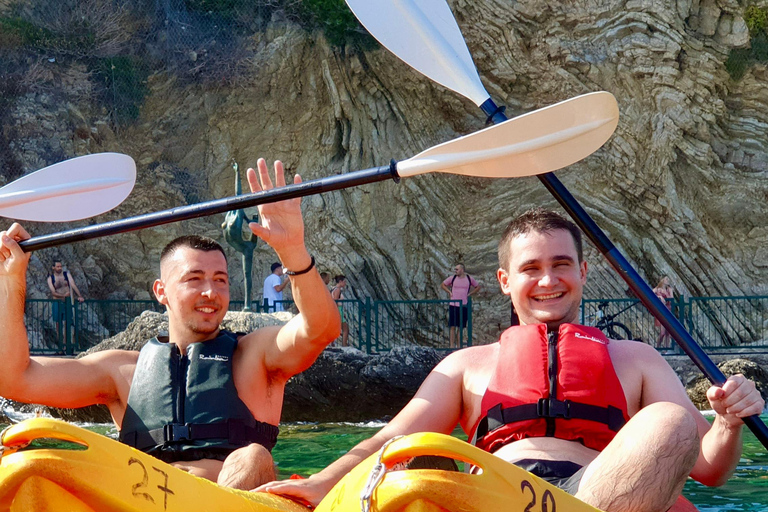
[283,255,315,276]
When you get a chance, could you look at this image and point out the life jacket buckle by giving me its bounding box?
[165,423,191,442]
[537,398,571,419]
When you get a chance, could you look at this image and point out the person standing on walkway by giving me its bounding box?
[46,260,85,338]
[263,262,289,312]
[441,264,480,348]
[331,275,349,347]
[653,275,675,348]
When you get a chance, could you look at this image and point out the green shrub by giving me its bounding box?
[0,15,107,58]
[187,0,240,11]
[745,5,768,36]
[300,0,357,45]
[751,31,768,60]
[1,0,131,59]
[186,0,251,20]
[726,48,752,80]
[299,0,374,47]
[91,56,149,125]
[0,17,55,50]
[726,6,768,80]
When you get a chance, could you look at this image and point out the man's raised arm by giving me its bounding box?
[244,159,340,377]
[0,223,122,409]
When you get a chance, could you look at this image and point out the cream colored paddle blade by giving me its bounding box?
[345,0,490,106]
[0,153,136,222]
[396,92,619,178]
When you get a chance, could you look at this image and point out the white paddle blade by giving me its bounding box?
[0,153,136,222]
[396,92,619,178]
[345,0,489,106]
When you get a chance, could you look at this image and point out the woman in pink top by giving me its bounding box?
[653,275,675,347]
[441,264,481,348]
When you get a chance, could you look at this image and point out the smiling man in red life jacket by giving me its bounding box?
[260,208,764,512]
[0,159,340,491]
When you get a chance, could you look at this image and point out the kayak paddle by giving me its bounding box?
[345,0,768,445]
[18,95,617,252]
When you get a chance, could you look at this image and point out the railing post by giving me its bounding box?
[74,299,80,353]
[467,297,473,347]
[357,299,363,352]
[54,300,63,353]
[673,294,684,355]
[64,297,73,356]
[365,297,372,354]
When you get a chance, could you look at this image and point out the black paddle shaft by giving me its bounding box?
[19,163,398,253]
[481,98,768,447]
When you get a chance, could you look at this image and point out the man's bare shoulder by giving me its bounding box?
[438,343,498,372]
[233,326,282,350]
[609,339,673,376]
[227,326,283,372]
[609,339,665,360]
[77,348,139,366]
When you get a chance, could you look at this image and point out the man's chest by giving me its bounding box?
[459,347,643,431]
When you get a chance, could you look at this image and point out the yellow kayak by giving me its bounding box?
[0,418,604,512]
[0,418,307,512]
[316,432,602,512]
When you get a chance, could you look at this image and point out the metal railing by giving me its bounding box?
[581,296,768,353]
[249,298,470,353]
[24,295,768,355]
[685,296,768,350]
[25,297,473,355]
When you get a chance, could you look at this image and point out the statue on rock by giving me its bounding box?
[221,162,259,311]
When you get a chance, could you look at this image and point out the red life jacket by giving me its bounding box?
[470,323,630,454]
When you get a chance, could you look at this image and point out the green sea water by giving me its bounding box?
[270,419,768,512]
[2,416,767,511]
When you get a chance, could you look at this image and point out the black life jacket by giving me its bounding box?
[119,331,279,463]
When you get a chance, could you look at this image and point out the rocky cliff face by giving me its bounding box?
[2,0,767,345]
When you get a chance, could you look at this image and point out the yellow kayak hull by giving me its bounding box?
[316,432,603,512]
[0,418,307,512]
[1,418,610,512]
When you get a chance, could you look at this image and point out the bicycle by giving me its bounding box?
[590,301,641,341]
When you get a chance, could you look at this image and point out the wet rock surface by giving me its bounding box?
[682,356,768,410]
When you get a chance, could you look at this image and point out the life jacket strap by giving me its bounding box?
[473,401,626,445]
[119,418,279,452]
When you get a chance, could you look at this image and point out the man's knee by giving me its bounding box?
[227,443,274,469]
[622,401,700,481]
[634,402,700,447]
[576,403,700,511]
[218,443,276,490]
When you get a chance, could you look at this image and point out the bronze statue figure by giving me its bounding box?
[222,162,259,311]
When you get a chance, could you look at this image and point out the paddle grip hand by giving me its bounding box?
[0,223,32,280]
[246,159,310,269]
[707,374,765,428]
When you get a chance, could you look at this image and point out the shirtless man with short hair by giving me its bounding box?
[259,208,764,512]
[0,159,340,490]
